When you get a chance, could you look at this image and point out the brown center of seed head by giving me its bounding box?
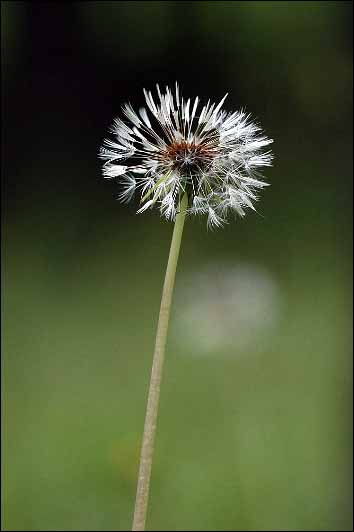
[160,140,217,173]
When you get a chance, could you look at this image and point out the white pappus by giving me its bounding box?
[99,83,273,228]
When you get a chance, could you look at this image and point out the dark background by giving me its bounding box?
[2,2,353,531]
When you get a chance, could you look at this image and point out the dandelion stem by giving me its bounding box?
[132,193,188,531]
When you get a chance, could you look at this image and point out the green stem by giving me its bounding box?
[132,194,188,531]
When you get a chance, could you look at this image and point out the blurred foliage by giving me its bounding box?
[2,1,353,531]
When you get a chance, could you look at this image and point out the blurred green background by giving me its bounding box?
[2,1,353,530]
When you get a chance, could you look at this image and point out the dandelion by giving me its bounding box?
[173,263,280,355]
[100,84,273,531]
[100,83,273,229]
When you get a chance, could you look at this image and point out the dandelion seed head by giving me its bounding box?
[99,83,273,228]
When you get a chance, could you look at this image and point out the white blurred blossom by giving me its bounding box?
[172,263,280,355]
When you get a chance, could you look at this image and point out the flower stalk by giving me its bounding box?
[132,193,188,531]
